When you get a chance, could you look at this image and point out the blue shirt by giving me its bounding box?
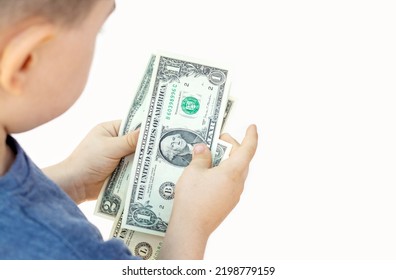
[0,136,140,260]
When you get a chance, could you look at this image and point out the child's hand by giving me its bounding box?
[159,124,258,259]
[43,120,139,204]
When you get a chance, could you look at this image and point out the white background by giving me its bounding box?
[15,0,396,260]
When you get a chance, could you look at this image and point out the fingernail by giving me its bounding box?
[193,143,206,155]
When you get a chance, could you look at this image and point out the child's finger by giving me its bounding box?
[188,143,212,170]
[220,132,240,150]
[225,124,258,172]
[114,128,140,157]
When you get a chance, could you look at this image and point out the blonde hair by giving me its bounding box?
[0,0,97,27]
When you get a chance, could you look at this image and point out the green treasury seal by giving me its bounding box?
[181,96,200,115]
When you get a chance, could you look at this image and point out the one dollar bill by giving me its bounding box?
[95,55,233,221]
[111,210,163,260]
[122,53,231,236]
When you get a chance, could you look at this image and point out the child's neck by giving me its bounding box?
[0,128,15,176]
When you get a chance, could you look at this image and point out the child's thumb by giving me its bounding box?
[114,129,140,157]
[188,143,212,169]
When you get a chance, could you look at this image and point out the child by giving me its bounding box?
[0,0,258,259]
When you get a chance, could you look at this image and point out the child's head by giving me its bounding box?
[0,0,98,28]
[0,0,116,134]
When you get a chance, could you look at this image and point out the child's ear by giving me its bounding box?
[0,23,55,95]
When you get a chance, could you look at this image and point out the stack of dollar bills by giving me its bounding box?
[94,52,233,260]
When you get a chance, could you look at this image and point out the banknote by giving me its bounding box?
[122,53,231,236]
[222,96,234,131]
[95,55,234,221]
[111,210,163,260]
[94,55,156,220]
[111,139,231,259]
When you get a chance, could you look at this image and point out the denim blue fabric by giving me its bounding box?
[0,136,140,260]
